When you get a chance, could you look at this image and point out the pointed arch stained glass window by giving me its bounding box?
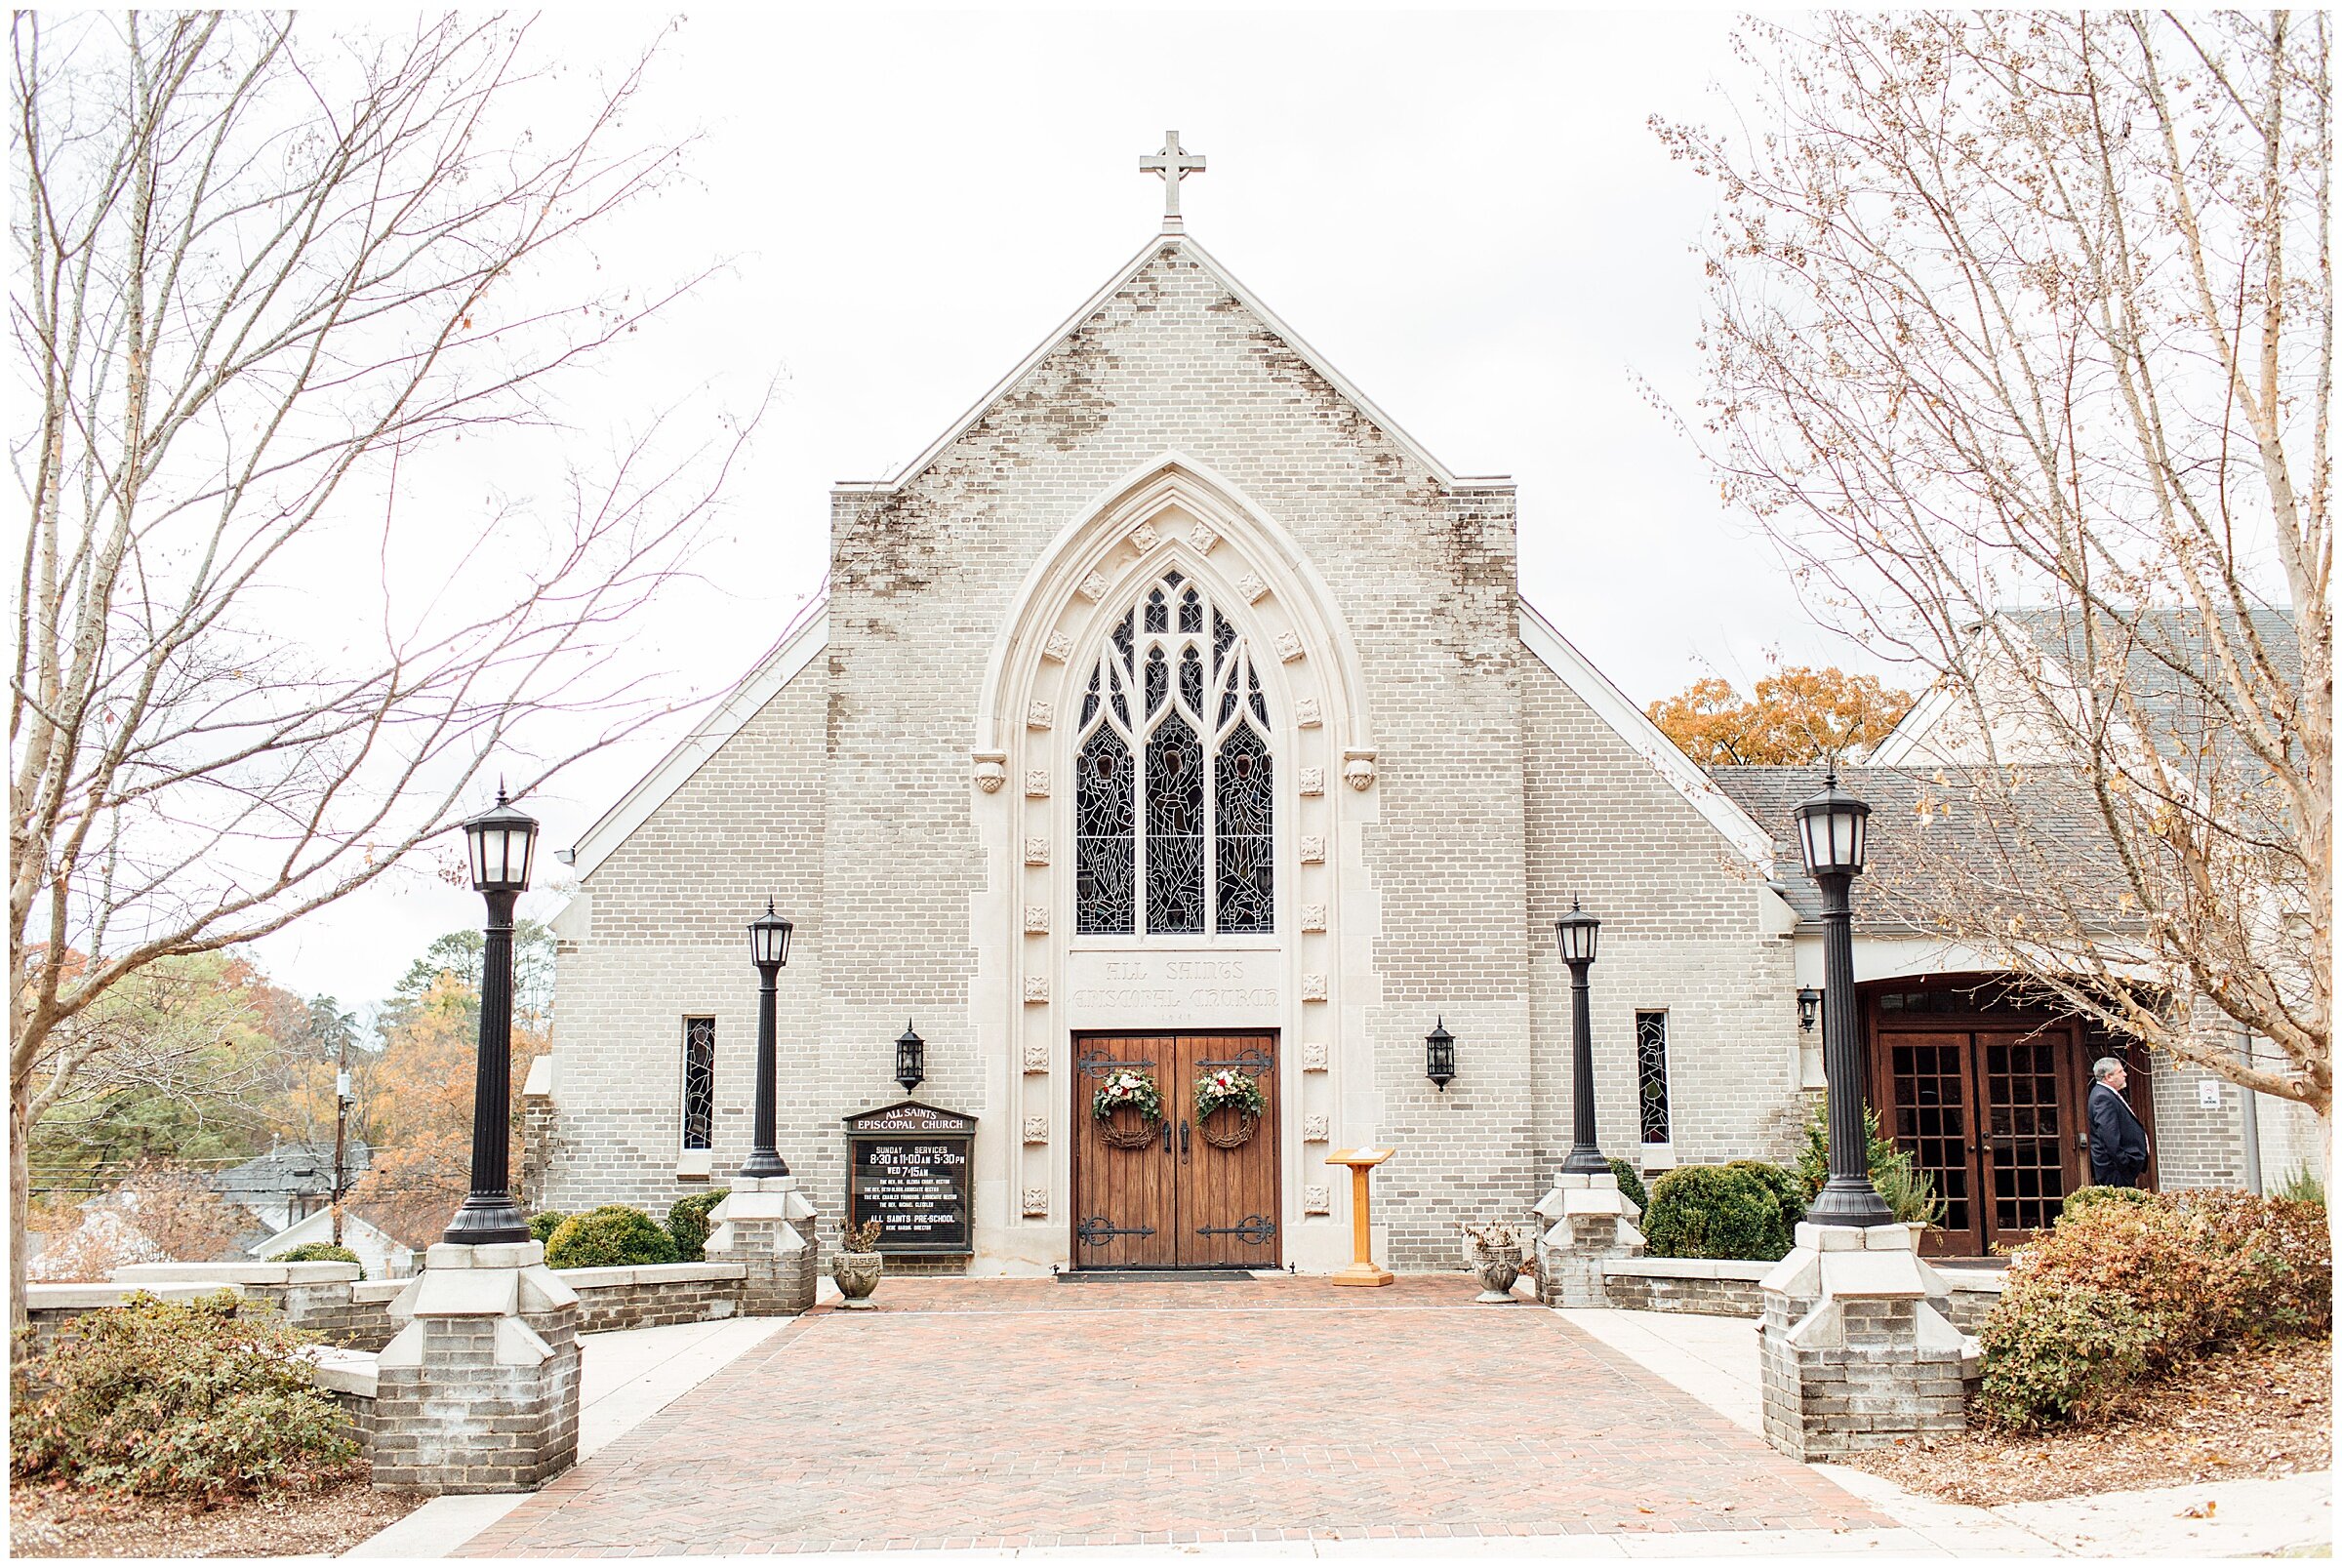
[1071,568,1277,937]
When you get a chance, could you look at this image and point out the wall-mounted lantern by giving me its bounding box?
[1425,1018,1456,1092]
[895,1022,926,1094]
[1798,986,1823,1035]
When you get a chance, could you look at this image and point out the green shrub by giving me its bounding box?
[666,1188,730,1264]
[544,1205,678,1269]
[1606,1157,1648,1214]
[1641,1164,1796,1261]
[269,1243,364,1278]
[1727,1159,1805,1221]
[2275,1165,2326,1207]
[1974,1281,2148,1429]
[10,1290,354,1496]
[527,1210,568,1245]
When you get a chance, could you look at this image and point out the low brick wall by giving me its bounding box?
[1599,1257,2007,1328]
[299,1345,380,1457]
[557,1263,747,1332]
[109,1263,399,1350]
[1599,1258,1771,1315]
[22,1280,255,1351]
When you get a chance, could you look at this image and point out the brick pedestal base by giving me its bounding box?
[1533,1171,1645,1307]
[1757,1222,1976,1461]
[372,1241,581,1494]
[706,1175,819,1315]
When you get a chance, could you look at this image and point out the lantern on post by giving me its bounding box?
[1555,899,1608,1175]
[443,786,538,1246]
[1794,770,1891,1229]
[738,899,795,1181]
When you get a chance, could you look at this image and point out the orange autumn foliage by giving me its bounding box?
[1646,666,1915,767]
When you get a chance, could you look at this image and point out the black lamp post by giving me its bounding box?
[895,1023,925,1094]
[1424,1019,1456,1091]
[443,786,538,1246]
[1555,899,1608,1174]
[739,900,794,1180]
[1795,770,1892,1228]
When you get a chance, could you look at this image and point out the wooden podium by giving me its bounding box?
[1324,1147,1394,1287]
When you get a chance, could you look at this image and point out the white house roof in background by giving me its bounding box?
[832,231,1510,497]
[564,598,830,880]
[1517,599,1776,872]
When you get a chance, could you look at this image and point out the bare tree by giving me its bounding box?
[1661,14,2329,1117]
[11,13,756,1325]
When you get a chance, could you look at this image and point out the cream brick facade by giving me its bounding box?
[536,223,2250,1271]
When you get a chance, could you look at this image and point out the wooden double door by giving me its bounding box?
[1872,1024,2092,1256]
[1071,1032,1281,1269]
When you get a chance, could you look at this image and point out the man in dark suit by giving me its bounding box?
[2088,1056,2151,1187]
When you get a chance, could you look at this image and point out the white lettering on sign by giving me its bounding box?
[1067,951,1281,1019]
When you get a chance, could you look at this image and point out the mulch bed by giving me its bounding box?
[1846,1335,2332,1508]
[8,1461,425,1559]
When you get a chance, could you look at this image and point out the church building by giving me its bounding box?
[529,139,2258,1272]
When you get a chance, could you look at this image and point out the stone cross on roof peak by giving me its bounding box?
[1139,132,1205,232]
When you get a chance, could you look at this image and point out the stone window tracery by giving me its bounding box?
[1074,569,1275,936]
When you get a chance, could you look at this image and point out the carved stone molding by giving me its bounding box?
[1273,630,1305,663]
[1024,769,1051,798]
[1022,1187,1050,1218]
[1300,973,1327,1002]
[1077,572,1112,602]
[1236,573,1269,604]
[1130,520,1160,551]
[1300,904,1327,932]
[1022,1040,1049,1073]
[1023,976,1050,1004]
[1304,1113,1330,1143]
[1023,905,1050,935]
[1343,748,1377,791]
[973,751,1008,793]
[1301,1041,1330,1072]
[1188,521,1220,553]
[1042,630,1073,663]
[1298,833,1325,864]
[1295,696,1322,728]
[1023,836,1051,866]
[1303,1185,1331,1215]
[1299,767,1325,797]
[1027,700,1053,731]
[1022,1115,1050,1145]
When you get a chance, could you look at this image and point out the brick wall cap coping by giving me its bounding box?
[112,1262,361,1285]
[28,1282,245,1308]
[1602,1257,1774,1281]
[1946,1272,2006,1295]
[424,1240,544,1270]
[295,1345,379,1399]
[351,1280,410,1304]
[558,1262,747,1289]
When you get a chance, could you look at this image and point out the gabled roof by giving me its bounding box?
[213,1139,371,1204]
[831,231,1511,497]
[1517,599,1775,871]
[564,596,829,878]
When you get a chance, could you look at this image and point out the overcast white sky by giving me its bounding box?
[256,7,1878,1013]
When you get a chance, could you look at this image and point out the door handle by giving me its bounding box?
[1162,1116,1172,1154]
[1180,1119,1191,1160]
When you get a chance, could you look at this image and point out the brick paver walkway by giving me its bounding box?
[460,1276,1885,1554]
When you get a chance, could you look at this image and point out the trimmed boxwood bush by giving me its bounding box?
[1978,1188,2331,1428]
[667,1188,730,1264]
[1606,1156,1648,1214]
[10,1290,354,1496]
[2060,1184,2160,1222]
[527,1210,568,1245]
[1641,1163,1797,1261]
[545,1205,679,1269]
[270,1242,364,1278]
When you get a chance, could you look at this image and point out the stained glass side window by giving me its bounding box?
[1635,1011,1672,1145]
[681,1017,715,1150]
[1076,722,1136,933]
[1215,720,1273,932]
[1145,710,1205,933]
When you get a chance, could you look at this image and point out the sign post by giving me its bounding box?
[1324,1146,1394,1287]
[843,1102,977,1256]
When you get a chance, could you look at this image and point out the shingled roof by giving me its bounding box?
[1711,765,2136,936]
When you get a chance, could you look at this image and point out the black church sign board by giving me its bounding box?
[843,1101,977,1255]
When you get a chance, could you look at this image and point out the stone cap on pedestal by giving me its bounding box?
[1761,1221,1943,1301]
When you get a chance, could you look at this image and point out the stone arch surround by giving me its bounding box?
[967,455,1386,1272]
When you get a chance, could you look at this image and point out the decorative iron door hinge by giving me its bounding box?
[1075,1216,1158,1247]
[1077,1049,1157,1078]
[1194,1048,1273,1075]
[1195,1215,1277,1244]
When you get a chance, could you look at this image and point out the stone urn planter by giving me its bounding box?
[831,1220,884,1308]
[1461,1222,1524,1305]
